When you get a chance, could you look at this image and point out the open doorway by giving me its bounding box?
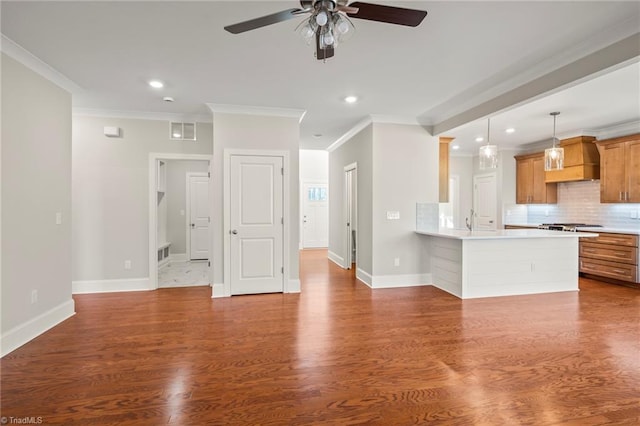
[149,153,213,290]
[344,163,357,270]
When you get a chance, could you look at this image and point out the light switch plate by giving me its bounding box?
[55,212,62,225]
[386,211,400,220]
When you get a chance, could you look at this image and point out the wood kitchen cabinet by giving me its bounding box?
[514,152,557,204]
[595,134,640,203]
[580,231,639,285]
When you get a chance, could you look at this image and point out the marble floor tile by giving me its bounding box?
[159,260,210,288]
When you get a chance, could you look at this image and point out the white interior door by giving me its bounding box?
[188,174,210,260]
[230,155,284,295]
[473,173,497,230]
[302,182,328,248]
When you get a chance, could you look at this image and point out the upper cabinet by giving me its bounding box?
[515,152,557,204]
[596,134,640,203]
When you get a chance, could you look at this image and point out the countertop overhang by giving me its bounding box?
[415,228,599,240]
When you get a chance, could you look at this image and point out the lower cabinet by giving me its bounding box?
[579,232,639,284]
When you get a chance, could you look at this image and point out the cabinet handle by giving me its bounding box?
[613,269,626,274]
[619,191,623,201]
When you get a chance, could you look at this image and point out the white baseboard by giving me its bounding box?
[286,279,301,293]
[356,268,373,287]
[211,282,226,298]
[72,277,152,294]
[328,250,344,267]
[355,269,432,289]
[1,299,75,357]
[371,273,432,289]
[169,253,188,262]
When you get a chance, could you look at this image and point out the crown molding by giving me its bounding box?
[206,103,306,122]
[326,117,372,152]
[1,34,82,94]
[73,107,212,123]
[586,119,640,140]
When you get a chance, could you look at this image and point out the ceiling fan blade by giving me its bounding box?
[315,31,335,60]
[224,8,304,34]
[347,2,427,27]
[337,5,359,14]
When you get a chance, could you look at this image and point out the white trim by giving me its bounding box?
[72,278,152,294]
[370,273,432,289]
[186,172,209,261]
[149,153,213,292]
[1,35,82,94]
[587,119,640,140]
[73,107,211,123]
[327,117,372,152]
[169,253,188,263]
[207,103,306,122]
[287,279,301,293]
[328,250,344,266]
[211,282,225,298]
[343,163,357,270]
[0,299,75,357]
[223,149,290,298]
[356,268,373,287]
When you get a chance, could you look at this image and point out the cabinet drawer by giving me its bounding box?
[580,242,637,265]
[579,257,638,283]
[588,232,638,247]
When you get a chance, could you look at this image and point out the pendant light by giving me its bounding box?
[544,112,564,171]
[479,117,498,169]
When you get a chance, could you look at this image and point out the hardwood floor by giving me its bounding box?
[2,249,639,425]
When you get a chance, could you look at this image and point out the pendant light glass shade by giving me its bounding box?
[544,112,564,171]
[479,118,498,169]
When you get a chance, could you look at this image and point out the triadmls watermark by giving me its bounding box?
[0,417,44,425]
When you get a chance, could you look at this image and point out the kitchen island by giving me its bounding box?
[416,228,598,299]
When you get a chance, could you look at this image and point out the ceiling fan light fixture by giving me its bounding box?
[315,10,329,26]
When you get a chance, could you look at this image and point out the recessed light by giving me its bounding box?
[475,137,484,142]
[452,145,460,150]
[505,128,515,134]
[149,80,164,89]
[163,96,174,102]
[344,95,358,104]
[313,133,322,138]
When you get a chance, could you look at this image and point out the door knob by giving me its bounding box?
[231,229,238,235]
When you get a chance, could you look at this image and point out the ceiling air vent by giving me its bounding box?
[170,122,196,141]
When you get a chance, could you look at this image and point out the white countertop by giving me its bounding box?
[416,228,599,240]
[505,223,640,236]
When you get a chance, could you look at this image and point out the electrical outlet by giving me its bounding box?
[124,260,132,270]
[394,257,400,267]
[180,209,185,216]
[631,210,638,219]
[31,289,38,304]
[55,212,62,225]
[387,211,400,220]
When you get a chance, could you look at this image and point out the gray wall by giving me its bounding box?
[72,116,212,281]
[211,112,300,288]
[371,123,438,277]
[1,54,73,338]
[328,124,374,274]
[166,160,209,255]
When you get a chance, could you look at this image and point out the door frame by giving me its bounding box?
[223,149,290,297]
[344,163,357,270]
[148,153,213,290]
[186,172,210,261]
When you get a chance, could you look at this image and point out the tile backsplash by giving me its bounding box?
[523,180,640,228]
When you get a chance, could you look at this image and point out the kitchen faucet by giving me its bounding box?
[465,209,475,231]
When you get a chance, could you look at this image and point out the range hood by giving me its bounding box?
[545,136,600,183]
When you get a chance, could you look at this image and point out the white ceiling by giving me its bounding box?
[1,1,639,152]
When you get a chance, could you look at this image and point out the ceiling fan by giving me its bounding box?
[224,0,428,60]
